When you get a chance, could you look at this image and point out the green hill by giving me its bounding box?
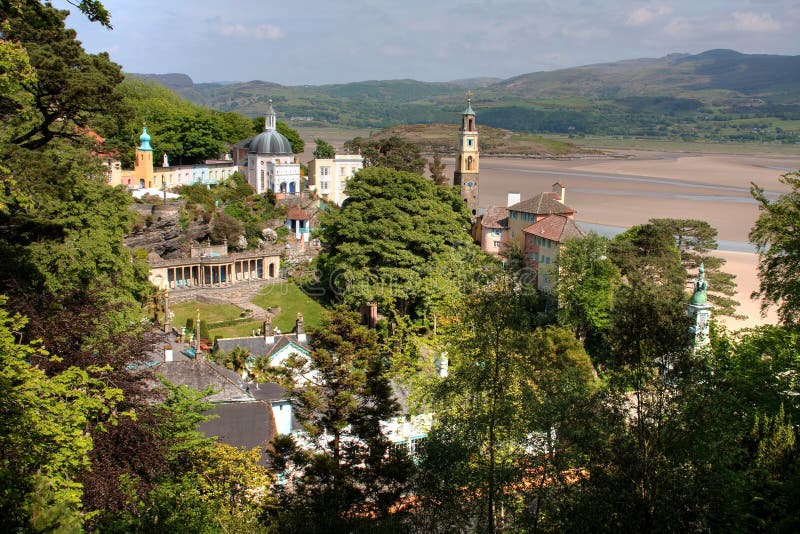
[132,49,800,143]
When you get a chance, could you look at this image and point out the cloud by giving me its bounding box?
[217,24,284,40]
[724,11,780,32]
[625,6,672,27]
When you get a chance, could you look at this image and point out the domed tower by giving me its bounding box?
[134,126,154,188]
[687,263,713,349]
[453,92,479,215]
[247,100,299,195]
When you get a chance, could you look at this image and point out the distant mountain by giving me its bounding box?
[128,72,195,91]
[140,50,800,142]
[448,77,503,88]
[492,49,800,101]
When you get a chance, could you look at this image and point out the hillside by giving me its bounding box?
[365,123,586,156]
[140,50,800,143]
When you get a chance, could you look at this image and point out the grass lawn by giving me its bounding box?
[171,302,247,331]
[211,321,264,339]
[252,283,326,333]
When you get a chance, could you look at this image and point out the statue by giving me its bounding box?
[691,263,708,305]
[162,153,169,167]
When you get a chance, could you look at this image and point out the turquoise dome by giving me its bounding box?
[139,127,153,151]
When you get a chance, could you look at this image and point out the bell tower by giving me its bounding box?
[453,92,479,215]
[134,125,154,188]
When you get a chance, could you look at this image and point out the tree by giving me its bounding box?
[649,218,740,317]
[750,171,800,324]
[428,148,447,185]
[316,166,474,316]
[555,233,620,343]
[418,280,597,532]
[267,310,413,532]
[0,299,125,532]
[1,2,124,149]
[344,135,427,174]
[210,211,243,245]
[313,138,336,159]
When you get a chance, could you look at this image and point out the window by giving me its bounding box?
[468,139,473,147]
[491,228,502,237]
[340,181,346,190]
[493,241,501,248]
[321,181,329,191]
[528,252,538,261]
[340,167,345,176]
[321,166,330,176]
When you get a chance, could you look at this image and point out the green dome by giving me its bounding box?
[139,127,153,151]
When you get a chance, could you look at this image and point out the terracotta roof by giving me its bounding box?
[522,214,585,243]
[481,206,509,229]
[286,206,310,221]
[509,193,574,216]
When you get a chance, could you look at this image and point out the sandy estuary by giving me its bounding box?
[472,150,800,330]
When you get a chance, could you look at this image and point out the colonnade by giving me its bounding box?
[164,258,277,289]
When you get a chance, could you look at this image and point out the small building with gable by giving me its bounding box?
[522,214,585,292]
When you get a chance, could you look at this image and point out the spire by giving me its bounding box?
[138,125,152,151]
[463,90,475,116]
[690,263,708,305]
[264,99,276,131]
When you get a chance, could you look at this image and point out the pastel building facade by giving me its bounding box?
[110,127,239,189]
[522,214,585,292]
[307,153,364,206]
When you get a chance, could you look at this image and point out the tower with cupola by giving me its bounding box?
[134,125,154,188]
[453,92,480,215]
[687,263,713,349]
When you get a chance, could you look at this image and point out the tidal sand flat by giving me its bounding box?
[475,150,800,329]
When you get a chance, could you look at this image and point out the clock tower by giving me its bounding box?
[453,92,479,215]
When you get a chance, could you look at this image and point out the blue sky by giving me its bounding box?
[61,0,800,85]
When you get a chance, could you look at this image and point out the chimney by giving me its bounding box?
[295,313,307,343]
[552,182,565,203]
[263,318,275,345]
[507,192,521,207]
[164,344,174,362]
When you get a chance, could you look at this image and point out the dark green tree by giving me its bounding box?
[649,218,740,317]
[268,310,413,532]
[1,1,124,149]
[313,137,336,159]
[344,135,427,174]
[428,148,447,185]
[750,171,800,324]
[317,166,474,316]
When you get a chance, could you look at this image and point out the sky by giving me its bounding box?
[61,0,800,86]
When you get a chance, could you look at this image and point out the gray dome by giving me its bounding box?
[250,130,292,155]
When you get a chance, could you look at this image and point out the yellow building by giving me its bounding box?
[308,153,364,206]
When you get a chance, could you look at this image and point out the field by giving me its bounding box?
[171,301,246,330]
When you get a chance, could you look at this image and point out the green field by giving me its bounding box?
[252,283,325,333]
[171,301,247,331]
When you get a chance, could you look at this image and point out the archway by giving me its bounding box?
[289,181,296,194]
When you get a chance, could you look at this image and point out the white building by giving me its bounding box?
[308,153,363,206]
[244,100,301,195]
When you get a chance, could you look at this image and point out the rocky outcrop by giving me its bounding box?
[125,204,211,259]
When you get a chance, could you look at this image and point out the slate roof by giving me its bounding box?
[153,359,252,403]
[481,206,509,229]
[200,402,275,464]
[509,192,575,216]
[522,214,585,243]
[214,334,311,360]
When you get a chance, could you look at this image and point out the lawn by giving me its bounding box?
[252,283,325,333]
[171,301,247,331]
